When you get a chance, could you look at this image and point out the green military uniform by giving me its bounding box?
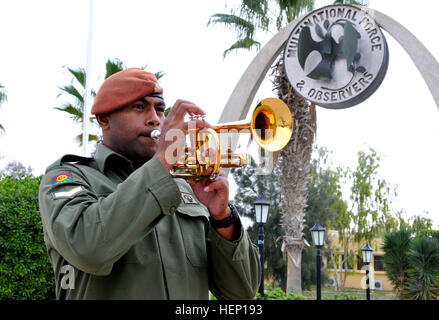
[38,143,261,300]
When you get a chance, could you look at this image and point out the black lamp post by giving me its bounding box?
[361,243,373,301]
[254,194,270,300]
[310,222,325,300]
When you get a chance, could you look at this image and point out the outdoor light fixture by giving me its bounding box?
[361,242,373,264]
[310,222,325,247]
[254,194,271,224]
[310,222,326,300]
[361,242,373,300]
[254,194,271,300]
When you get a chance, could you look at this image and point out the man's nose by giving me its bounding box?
[147,110,161,127]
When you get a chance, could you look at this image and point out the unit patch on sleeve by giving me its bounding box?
[181,192,199,205]
[52,172,73,185]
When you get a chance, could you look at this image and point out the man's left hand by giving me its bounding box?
[187,170,231,220]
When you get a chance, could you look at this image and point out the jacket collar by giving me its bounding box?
[93,143,134,173]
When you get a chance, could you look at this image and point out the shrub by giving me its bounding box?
[382,229,411,298]
[405,237,439,300]
[257,285,307,300]
[383,228,439,300]
[331,292,358,300]
[0,175,55,299]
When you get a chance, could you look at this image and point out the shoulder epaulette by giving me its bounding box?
[45,154,94,173]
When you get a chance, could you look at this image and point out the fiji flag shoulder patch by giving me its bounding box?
[52,172,73,185]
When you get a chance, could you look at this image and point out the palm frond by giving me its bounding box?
[208,13,256,39]
[154,71,165,80]
[333,0,369,5]
[0,84,7,104]
[75,133,99,146]
[105,58,126,79]
[241,0,270,30]
[406,237,439,300]
[0,123,5,134]
[223,37,261,59]
[54,103,83,123]
[67,67,86,87]
[89,116,97,125]
[277,0,315,25]
[242,0,268,16]
[58,84,84,104]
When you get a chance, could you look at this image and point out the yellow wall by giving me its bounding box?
[325,230,393,291]
[327,269,393,291]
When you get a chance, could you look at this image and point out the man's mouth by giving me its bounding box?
[139,133,157,142]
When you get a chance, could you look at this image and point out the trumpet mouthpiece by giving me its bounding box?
[150,129,161,141]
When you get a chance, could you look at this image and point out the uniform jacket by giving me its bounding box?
[38,143,261,299]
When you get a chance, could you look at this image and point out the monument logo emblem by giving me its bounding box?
[284,5,389,109]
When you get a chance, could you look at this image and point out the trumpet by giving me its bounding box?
[150,97,293,179]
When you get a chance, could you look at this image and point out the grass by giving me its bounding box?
[301,285,397,300]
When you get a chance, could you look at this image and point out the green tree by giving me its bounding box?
[303,146,343,289]
[409,214,433,235]
[331,147,399,290]
[382,228,412,298]
[55,58,127,146]
[55,58,165,147]
[348,148,398,243]
[0,84,6,133]
[304,147,341,237]
[232,146,343,291]
[208,0,368,294]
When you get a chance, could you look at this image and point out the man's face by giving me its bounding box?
[102,96,166,167]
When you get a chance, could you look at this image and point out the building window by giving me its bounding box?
[357,255,365,271]
[374,255,385,271]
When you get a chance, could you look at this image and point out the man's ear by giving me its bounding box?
[96,113,110,130]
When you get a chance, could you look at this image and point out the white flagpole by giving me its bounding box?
[82,0,95,156]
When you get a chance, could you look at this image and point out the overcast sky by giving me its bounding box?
[0,0,438,227]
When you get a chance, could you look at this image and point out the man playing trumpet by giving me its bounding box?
[38,68,261,300]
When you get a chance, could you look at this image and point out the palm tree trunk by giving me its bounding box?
[271,54,316,295]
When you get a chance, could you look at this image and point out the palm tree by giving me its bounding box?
[0,84,6,134]
[382,228,411,298]
[55,58,165,146]
[55,65,101,146]
[208,0,367,294]
[406,236,439,300]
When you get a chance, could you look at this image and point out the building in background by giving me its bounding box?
[325,230,392,291]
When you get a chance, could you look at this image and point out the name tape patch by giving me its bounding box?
[52,172,73,185]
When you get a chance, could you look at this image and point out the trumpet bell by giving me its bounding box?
[214,97,293,152]
[250,97,293,152]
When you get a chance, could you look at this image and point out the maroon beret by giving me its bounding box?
[91,68,163,115]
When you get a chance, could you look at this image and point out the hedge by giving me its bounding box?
[0,174,55,299]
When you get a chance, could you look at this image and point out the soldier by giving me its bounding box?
[38,68,261,299]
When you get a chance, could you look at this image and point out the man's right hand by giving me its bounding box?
[152,99,212,171]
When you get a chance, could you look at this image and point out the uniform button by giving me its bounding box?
[169,206,176,214]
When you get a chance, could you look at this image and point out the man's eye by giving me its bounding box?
[156,107,165,113]
[133,104,144,110]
